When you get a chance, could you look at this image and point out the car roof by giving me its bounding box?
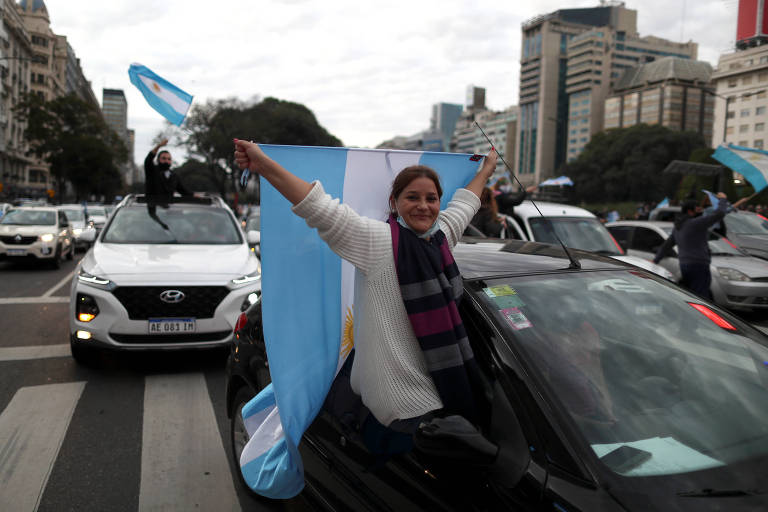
[118,193,227,208]
[513,200,596,220]
[607,220,673,229]
[454,238,631,280]
[8,206,58,213]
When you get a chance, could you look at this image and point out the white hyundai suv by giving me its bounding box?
[69,194,261,364]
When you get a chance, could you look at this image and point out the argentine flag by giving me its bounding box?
[128,63,193,126]
[239,145,482,498]
[539,175,574,187]
[712,143,768,193]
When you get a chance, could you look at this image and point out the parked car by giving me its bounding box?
[68,193,261,365]
[721,210,768,261]
[84,204,109,232]
[0,206,74,267]
[227,238,768,511]
[0,202,12,219]
[607,220,768,311]
[498,200,675,281]
[56,204,96,251]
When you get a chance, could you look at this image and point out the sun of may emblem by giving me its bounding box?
[340,306,354,358]
[151,81,161,93]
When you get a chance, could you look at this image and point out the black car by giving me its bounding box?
[226,239,768,511]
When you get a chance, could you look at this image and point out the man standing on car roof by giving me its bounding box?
[144,138,192,201]
[653,192,728,300]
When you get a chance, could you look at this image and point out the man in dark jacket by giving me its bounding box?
[653,193,728,300]
[144,138,192,201]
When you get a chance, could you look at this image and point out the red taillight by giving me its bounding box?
[688,302,737,331]
[234,312,248,334]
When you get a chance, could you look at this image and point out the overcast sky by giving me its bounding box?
[42,0,739,165]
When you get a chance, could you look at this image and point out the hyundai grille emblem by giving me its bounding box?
[159,290,185,303]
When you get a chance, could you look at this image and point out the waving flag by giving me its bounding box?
[539,175,574,187]
[128,63,193,126]
[239,145,481,498]
[712,144,768,193]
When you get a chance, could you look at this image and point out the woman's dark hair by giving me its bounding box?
[480,187,498,217]
[389,165,442,213]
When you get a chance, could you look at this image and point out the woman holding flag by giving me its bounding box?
[233,139,497,440]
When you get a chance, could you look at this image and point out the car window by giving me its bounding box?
[102,206,242,244]
[59,212,68,225]
[630,228,664,252]
[470,271,768,478]
[87,207,107,217]
[607,226,633,248]
[529,217,620,255]
[724,212,768,234]
[61,209,85,221]
[0,210,56,225]
[245,215,260,232]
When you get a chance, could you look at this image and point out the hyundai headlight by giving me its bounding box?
[39,233,55,242]
[232,265,261,285]
[77,267,111,286]
[717,267,751,282]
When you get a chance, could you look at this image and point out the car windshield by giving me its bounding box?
[724,212,768,234]
[245,215,260,232]
[61,209,85,221]
[472,270,768,478]
[530,217,621,255]
[102,206,242,244]
[87,207,107,217]
[0,210,55,225]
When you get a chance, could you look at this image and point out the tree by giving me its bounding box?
[15,93,128,201]
[167,96,342,201]
[563,124,708,203]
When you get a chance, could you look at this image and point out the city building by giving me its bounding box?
[604,57,714,143]
[516,2,697,185]
[56,35,98,108]
[102,88,136,185]
[0,0,34,199]
[452,105,518,180]
[711,45,768,149]
[430,102,463,152]
[736,0,768,50]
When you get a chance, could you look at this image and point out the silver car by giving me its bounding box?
[607,220,768,311]
[56,204,96,251]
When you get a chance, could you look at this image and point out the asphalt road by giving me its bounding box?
[1,251,766,512]
[0,253,314,512]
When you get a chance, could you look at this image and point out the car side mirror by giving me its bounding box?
[79,229,96,243]
[415,415,499,466]
[247,230,261,245]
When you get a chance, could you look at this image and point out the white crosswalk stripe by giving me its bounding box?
[139,373,241,511]
[0,344,71,362]
[0,382,86,512]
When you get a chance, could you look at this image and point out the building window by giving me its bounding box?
[727,111,735,119]
[756,123,765,132]
[740,124,749,133]
[738,140,749,146]
[743,76,753,85]
[760,71,768,82]
[755,140,764,149]
[757,91,767,99]
[741,109,750,117]
[726,126,734,135]
[757,106,766,115]
[728,79,737,87]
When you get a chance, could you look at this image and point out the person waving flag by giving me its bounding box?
[128,63,193,126]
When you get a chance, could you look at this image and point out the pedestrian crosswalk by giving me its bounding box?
[0,366,244,512]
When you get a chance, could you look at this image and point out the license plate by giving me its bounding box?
[148,318,196,334]
[7,249,26,256]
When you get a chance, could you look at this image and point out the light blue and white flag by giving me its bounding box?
[539,175,574,187]
[712,143,768,193]
[128,63,193,126]
[656,197,669,209]
[239,145,482,498]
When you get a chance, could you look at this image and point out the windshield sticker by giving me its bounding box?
[492,294,525,309]
[591,437,724,476]
[501,307,532,330]
[587,279,651,294]
[484,285,517,297]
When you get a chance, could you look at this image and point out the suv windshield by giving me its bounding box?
[102,206,242,244]
[61,209,85,222]
[724,212,768,234]
[1,210,56,225]
[472,270,768,478]
[530,217,621,254]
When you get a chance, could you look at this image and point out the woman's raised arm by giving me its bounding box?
[464,150,498,199]
[234,139,314,205]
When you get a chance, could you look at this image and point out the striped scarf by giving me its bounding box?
[387,215,478,422]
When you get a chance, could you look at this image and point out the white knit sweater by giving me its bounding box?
[292,182,480,426]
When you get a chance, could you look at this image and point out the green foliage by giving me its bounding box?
[168,96,342,199]
[14,93,128,200]
[563,124,709,203]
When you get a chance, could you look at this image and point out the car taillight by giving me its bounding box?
[688,302,736,331]
[234,312,248,334]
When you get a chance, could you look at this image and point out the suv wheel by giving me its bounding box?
[50,245,62,269]
[66,243,74,260]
